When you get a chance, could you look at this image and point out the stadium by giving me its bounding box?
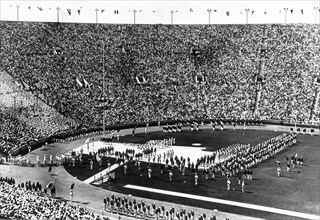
[0,0,320,220]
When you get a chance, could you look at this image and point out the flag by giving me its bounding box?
[136,76,141,84]
[190,8,193,12]
[301,9,303,15]
[38,7,43,11]
[22,82,30,90]
[77,9,81,15]
[122,46,127,53]
[70,183,75,190]
[111,97,118,107]
[96,153,101,162]
[136,76,147,84]
[67,9,71,15]
[53,48,62,55]
[28,6,31,10]
[83,78,90,87]
[226,11,230,16]
[220,121,224,128]
[114,10,119,14]
[214,10,217,12]
[290,9,293,14]
[252,10,255,15]
[101,9,105,13]
[264,11,267,15]
[76,78,83,87]
[46,182,54,189]
[142,76,148,84]
[85,138,90,144]
[14,81,23,89]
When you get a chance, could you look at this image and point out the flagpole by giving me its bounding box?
[245,9,250,24]
[133,10,137,24]
[284,8,288,24]
[102,41,106,138]
[314,7,319,24]
[56,7,60,23]
[170,10,174,25]
[95,8,99,24]
[207,9,212,25]
[16,5,20,22]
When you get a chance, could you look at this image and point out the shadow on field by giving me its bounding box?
[281,175,294,179]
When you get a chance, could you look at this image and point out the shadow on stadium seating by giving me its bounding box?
[71,200,81,204]
[55,196,67,201]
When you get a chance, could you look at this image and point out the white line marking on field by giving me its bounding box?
[124,184,320,220]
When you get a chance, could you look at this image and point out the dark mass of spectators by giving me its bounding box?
[0,109,39,158]
[0,22,319,126]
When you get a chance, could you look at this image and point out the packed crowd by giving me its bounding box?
[0,22,319,128]
[0,72,73,159]
[0,109,40,158]
[0,178,110,220]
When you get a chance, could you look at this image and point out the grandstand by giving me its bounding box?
[0,1,320,220]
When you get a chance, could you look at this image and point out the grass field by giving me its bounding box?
[118,128,280,151]
[65,157,117,181]
[65,129,320,219]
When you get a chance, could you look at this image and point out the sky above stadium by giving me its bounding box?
[0,0,319,24]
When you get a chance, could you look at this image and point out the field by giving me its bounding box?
[65,128,320,219]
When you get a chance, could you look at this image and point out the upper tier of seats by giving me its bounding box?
[1,22,319,126]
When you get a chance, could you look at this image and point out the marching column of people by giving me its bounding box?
[102,193,219,220]
[213,133,297,179]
